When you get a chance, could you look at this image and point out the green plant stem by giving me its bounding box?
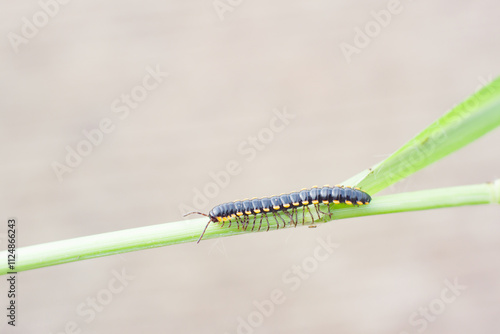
[1,180,498,275]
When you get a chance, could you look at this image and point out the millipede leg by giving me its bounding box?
[234,216,242,230]
[281,211,287,227]
[251,215,257,231]
[305,205,314,223]
[272,212,278,229]
[264,213,270,231]
[257,214,264,231]
[314,204,322,220]
[283,209,295,227]
[253,215,262,231]
[280,212,288,228]
[293,208,300,226]
[236,216,243,226]
[318,205,333,218]
[291,209,297,227]
[243,215,249,230]
[272,212,283,229]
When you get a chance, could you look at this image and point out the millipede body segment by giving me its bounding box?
[184,185,371,243]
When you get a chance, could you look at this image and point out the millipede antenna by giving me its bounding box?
[183,211,209,218]
[197,220,212,244]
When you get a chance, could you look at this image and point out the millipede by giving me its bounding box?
[184,185,371,243]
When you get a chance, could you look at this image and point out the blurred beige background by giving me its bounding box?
[1,0,500,333]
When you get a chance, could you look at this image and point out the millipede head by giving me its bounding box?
[183,211,216,244]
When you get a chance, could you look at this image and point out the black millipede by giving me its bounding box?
[184,185,371,243]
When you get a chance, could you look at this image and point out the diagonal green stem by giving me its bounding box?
[1,180,498,275]
[345,77,500,194]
